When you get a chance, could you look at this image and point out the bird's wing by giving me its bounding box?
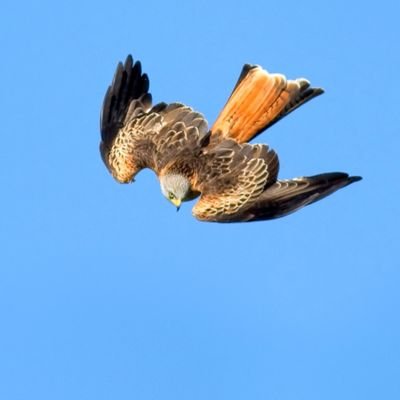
[199,173,361,222]
[151,104,209,174]
[211,64,323,143]
[101,55,152,148]
[192,138,279,221]
[100,55,153,182]
[100,55,208,183]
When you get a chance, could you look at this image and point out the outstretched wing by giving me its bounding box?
[192,138,279,221]
[198,172,361,222]
[100,55,209,183]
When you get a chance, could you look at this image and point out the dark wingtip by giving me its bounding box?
[321,173,362,186]
[124,54,133,69]
[349,176,362,183]
[100,53,151,145]
[314,87,325,96]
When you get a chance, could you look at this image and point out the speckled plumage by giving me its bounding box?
[100,55,361,222]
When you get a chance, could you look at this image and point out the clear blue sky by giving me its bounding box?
[1,1,398,399]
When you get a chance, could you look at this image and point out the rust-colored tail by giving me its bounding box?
[211,64,324,143]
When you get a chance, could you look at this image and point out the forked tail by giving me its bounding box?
[211,64,324,143]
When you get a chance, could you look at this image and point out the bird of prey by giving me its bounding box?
[100,55,361,222]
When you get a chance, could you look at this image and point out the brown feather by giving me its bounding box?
[195,173,361,222]
[192,140,278,220]
[100,55,209,183]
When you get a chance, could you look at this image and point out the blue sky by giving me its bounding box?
[1,0,399,399]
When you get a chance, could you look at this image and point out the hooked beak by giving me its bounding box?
[171,197,182,211]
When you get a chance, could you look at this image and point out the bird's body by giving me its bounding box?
[100,55,361,222]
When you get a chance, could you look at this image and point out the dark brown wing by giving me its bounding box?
[151,104,209,174]
[100,55,209,183]
[192,138,279,221]
[100,55,151,147]
[200,172,361,222]
[100,55,153,182]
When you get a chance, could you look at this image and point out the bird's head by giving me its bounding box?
[160,174,191,210]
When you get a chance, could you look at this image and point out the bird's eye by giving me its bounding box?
[168,192,175,200]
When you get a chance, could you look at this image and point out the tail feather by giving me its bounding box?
[234,173,362,222]
[211,64,323,143]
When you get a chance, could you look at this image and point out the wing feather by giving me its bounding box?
[154,104,209,174]
[100,56,209,183]
[192,140,278,221]
[198,173,361,222]
[100,55,151,144]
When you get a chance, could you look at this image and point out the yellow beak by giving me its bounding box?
[171,197,181,211]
